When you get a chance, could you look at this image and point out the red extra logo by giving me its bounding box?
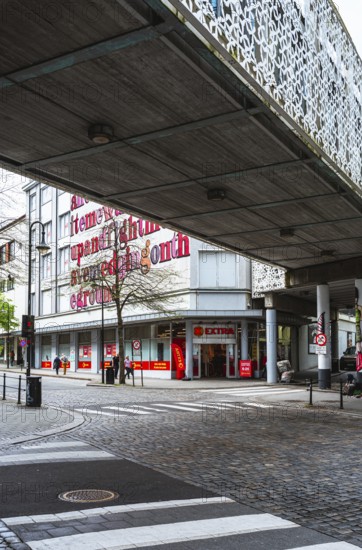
[194,326,204,336]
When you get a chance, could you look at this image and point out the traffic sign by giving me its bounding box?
[132,339,141,351]
[316,333,327,346]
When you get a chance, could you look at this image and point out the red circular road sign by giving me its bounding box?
[316,333,327,346]
[132,339,141,351]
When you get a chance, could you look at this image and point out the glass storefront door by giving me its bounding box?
[193,344,236,378]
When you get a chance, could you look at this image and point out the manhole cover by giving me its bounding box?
[58,489,119,503]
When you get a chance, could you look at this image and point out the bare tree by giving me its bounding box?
[75,219,182,383]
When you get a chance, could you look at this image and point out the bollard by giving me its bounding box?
[2,373,5,400]
[340,380,344,409]
[17,375,21,404]
[309,378,313,406]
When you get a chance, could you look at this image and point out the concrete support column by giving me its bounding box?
[240,319,248,360]
[266,309,278,384]
[317,284,331,389]
[185,320,193,380]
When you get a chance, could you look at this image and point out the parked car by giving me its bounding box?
[340,346,356,371]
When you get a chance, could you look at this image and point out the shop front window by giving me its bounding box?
[59,333,70,361]
[41,335,52,368]
[78,331,91,369]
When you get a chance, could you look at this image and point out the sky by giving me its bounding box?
[334,0,362,57]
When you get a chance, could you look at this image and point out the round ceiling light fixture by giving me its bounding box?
[88,124,114,145]
[207,189,226,201]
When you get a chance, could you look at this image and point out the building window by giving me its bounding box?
[7,276,14,291]
[41,186,51,205]
[41,253,52,279]
[29,193,36,220]
[0,281,5,292]
[59,247,69,274]
[41,289,52,315]
[57,285,70,312]
[59,212,70,238]
[44,222,52,246]
[0,242,14,265]
[199,251,236,287]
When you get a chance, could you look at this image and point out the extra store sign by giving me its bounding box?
[193,324,237,344]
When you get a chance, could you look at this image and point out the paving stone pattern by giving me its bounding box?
[63,395,362,548]
[2,384,362,547]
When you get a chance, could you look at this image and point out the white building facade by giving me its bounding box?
[0,181,355,378]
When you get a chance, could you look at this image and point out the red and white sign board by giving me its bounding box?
[239,360,253,378]
[315,333,327,346]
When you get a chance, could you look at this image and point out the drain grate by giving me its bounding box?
[58,489,119,503]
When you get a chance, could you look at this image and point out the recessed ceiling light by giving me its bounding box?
[207,189,226,201]
[88,124,114,145]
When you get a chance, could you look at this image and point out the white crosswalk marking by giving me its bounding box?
[0,441,116,464]
[198,387,302,396]
[74,400,275,419]
[152,403,205,412]
[26,514,298,549]
[2,497,360,550]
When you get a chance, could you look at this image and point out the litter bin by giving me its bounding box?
[26,376,42,407]
[106,367,115,385]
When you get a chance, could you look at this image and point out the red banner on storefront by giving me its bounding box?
[78,361,91,369]
[171,343,185,379]
[150,361,170,370]
[41,361,52,369]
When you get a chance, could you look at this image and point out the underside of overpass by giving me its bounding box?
[1,0,362,291]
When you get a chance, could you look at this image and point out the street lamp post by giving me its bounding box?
[101,285,104,384]
[27,220,50,378]
[6,302,10,369]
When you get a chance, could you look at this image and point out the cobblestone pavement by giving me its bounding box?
[2,382,362,548]
[48,393,362,547]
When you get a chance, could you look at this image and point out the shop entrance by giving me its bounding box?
[193,344,236,378]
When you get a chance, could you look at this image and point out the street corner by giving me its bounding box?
[0,401,85,445]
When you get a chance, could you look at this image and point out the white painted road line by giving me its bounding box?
[21,441,88,449]
[198,388,302,394]
[27,513,297,550]
[153,403,204,412]
[3,497,234,525]
[0,450,115,463]
[289,543,360,550]
[106,406,151,415]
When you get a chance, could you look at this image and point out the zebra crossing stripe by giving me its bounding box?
[131,404,173,412]
[0,450,115,464]
[244,402,271,408]
[21,442,88,449]
[153,403,204,412]
[3,497,234,525]
[198,388,301,394]
[26,513,298,549]
[289,544,359,550]
[106,406,151,415]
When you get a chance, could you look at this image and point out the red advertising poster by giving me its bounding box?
[105,344,116,356]
[41,361,52,369]
[171,343,185,379]
[78,361,91,369]
[102,360,112,368]
[239,360,253,378]
[150,361,170,370]
[81,345,92,358]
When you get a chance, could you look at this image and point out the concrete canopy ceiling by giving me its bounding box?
[1,0,362,277]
